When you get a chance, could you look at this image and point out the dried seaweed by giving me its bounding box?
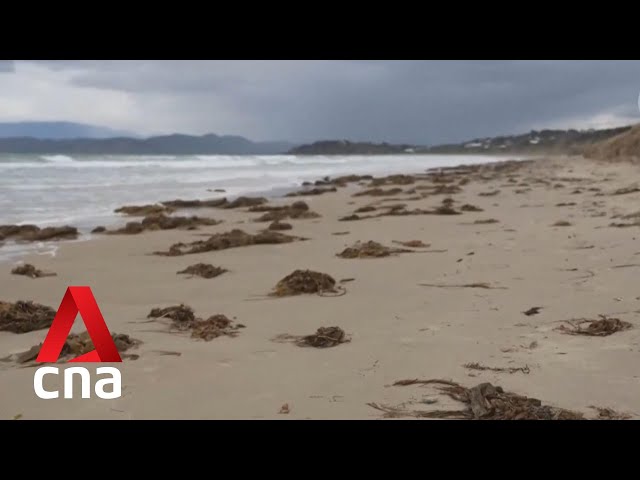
[419,282,506,290]
[552,220,572,227]
[463,362,530,374]
[376,379,584,420]
[393,240,430,248]
[11,264,56,279]
[337,240,413,259]
[148,305,241,341]
[275,326,350,348]
[154,229,303,256]
[0,300,56,333]
[269,270,345,297]
[177,263,228,279]
[556,315,632,336]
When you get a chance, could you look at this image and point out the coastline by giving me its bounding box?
[2,154,640,419]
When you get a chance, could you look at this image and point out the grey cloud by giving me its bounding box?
[16,60,640,143]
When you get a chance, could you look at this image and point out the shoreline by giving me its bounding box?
[2,154,640,419]
[0,154,531,264]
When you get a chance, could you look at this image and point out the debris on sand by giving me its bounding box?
[177,263,228,279]
[556,202,577,207]
[611,186,640,196]
[433,205,461,215]
[148,304,196,324]
[190,315,242,341]
[332,231,350,236]
[393,240,430,248]
[161,198,228,209]
[552,220,572,227]
[107,213,221,234]
[91,226,106,233]
[115,204,174,216]
[589,406,632,420]
[460,204,484,212]
[353,187,403,197]
[11,264,56,279]
[269,270,344,297]
[285,187,337,197]
[147,305,242,341]
[0,300,56,333]
[268,220,293,231]
[370,174,416,186]
[355,205,377,213]
[224,196,268,209]
[473,218,500,224]
[253,201,320,222]
[280,326,350,348]
[523,307,542,316]
[154,229,303,256]
[419,282,506,290]
[337,240,413,259]
[478,190,500,197]
[279,403,290,414]
[556,315,632,337]
[5,332,141,364]
[368,379,584,420]
[463,362,530,374]
[0,224,78,243]
[340,278,355,283]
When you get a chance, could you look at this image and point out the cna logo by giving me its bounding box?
[33,286,123,400]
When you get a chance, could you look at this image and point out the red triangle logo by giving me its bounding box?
[36,286,122,363]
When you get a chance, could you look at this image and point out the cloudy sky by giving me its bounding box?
[1,60,639,144]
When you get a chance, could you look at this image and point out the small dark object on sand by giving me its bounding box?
[433,205,461,215]
[368,379,583,420]
[337,240,412,259]
[268,220,293,231]
[270,270,344,297]
[478,190,500,197]
[355,205,377,213]
[556,315,632,337]
[148,305,241,341]
[190,315,241,341]
[177,263,228,279]
[419,282,506,290]
[298,327,350,348]
[11,264,56,279]
[460,204,484,212]
[0,300,56,333]
[332,231,350,235]
[523,307,542,316]
[148,304,196,324]
[474,218,500,224]
[611,186,640,196]
[552,220,572,227]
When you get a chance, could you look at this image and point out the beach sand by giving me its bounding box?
[2,155,640,419]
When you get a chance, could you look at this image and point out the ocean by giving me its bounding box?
[0,153,516,261]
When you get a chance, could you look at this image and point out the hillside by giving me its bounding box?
[427,126,632,155]
[583,124,640,160]
[0,133,295,155]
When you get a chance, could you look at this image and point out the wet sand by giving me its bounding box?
[1,155,640,419]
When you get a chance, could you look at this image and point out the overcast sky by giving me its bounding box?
[1,60,639,144]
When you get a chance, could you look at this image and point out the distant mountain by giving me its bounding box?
[0,133,296,155]
[0,122,135,139]
[289,140,419,155]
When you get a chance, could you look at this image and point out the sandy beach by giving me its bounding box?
[2,155,640,419]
